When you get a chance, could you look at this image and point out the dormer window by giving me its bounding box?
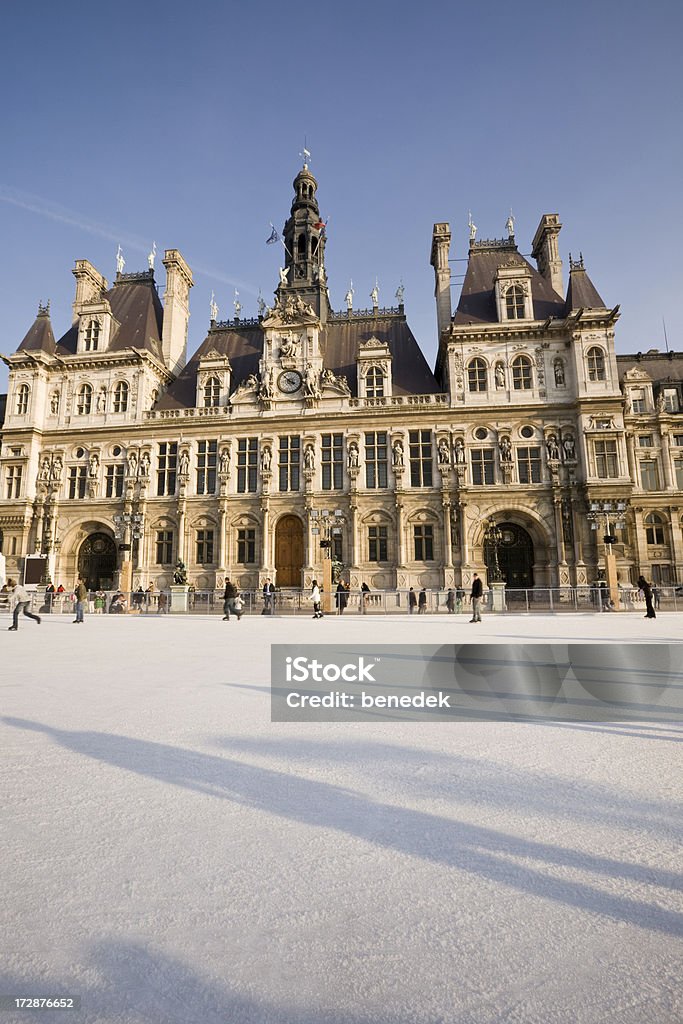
[16,383,30,415]
[77,383,93,415]
[467,358,487,392]
[84,319,100,351]
[505,285,525,320]
[113,381,129,413]
[366,366,385,398]
[203,376,221,408]
[511,355,533,390]
[587,346,606,381]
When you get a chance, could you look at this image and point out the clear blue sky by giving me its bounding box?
[1,0,681,396]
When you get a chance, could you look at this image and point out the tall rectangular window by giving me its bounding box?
[517,446,542,484]
[594,439,618,479]
[5,465,23,499]
[413,524,434,561]
[196,440,217,495]
[196,529,214,564]
[365,431,388,488]
[237,438,258,493]
[640,460,660,491]
[237,528,256,564]
[279,436,300,492]
[68,466,87,499]
[105,464,124,497]
[321,433,343,490]
[471,448,494,485]
[409,430,433,487]
[156,530,173,564]
[368,525,388,562]
[675,461,683,489]
[631,389,645,413]
[157,442,177,496]
[662,388,679,413]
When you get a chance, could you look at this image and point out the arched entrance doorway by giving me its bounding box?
[486,521,534,589]
[275,515,304,587]
[78,533,117,590]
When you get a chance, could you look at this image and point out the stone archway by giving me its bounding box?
[487,521,535,589]
[77,532,117,590]
[275,515,304,587]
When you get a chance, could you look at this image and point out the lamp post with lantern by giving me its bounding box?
[483,518,507,611]
[587,500,627,609]
[310,508,345,614]
[113,512,143,594]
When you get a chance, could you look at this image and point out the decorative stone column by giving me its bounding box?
[661,430,674,490]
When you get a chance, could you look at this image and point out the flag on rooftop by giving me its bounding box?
[266,224,279,245]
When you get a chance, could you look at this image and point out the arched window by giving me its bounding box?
[77,383,93,415]
[113,381,129,412]
[203,376,221,408]
[297,233,306,256]
[587,347,606,381]
[511,355,533,390]
[16,383,30,415]
[84,319,100,352]
[505,285,525,320]
[366,366,385,398]
[644,513,665,545]
[467,358,487,392]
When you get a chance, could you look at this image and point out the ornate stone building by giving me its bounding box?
[1,163,682,593]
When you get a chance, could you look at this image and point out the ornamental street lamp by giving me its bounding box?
[310,508,345,613]
[587,500,627,609]
[113,512,144,593]
[483,519,505,583]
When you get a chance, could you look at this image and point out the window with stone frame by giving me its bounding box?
[155,530,173,564]
[587,347,606,381]
[638,435,654,448]
[196,440,217,495]
[113,381,129,413]
[630,389,646,413]
[5,465,22,499]
[467,358,487,392]
[203,376,221,408]
[675,461,683,490]
[237,438,258,493]
[594,439,619,479]
[279,436,300,492]
[76,383,93,415]
[68,466,88,499]
[365,366,385,398]
[640,460,660,491]
[517,446,542,484]
[105,464,124,498]
[368,525,388,562]
[505,285,525,319]
[15,383,30,415]
[511,355,533,390]
[409,430,433,487]
[471,448,495,485]
[157,442,178,496]
[237,528,256,564]
[321,433,343,490]
[84,319,100,352]
[413,524,434,561]
[661,388,680,413]
[196,529,215,564]
[365,432,388,488]
[644,514,665,545]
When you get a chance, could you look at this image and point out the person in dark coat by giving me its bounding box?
[408,587,417,614]
[418,588,427,614]
[222,578,237,620]
[446,589,455,613]
[638,576,656,619]
[336,581,348,614]
[470,573,483,622]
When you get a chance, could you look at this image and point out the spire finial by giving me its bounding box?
[300,140,311,168]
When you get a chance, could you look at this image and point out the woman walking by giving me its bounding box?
[311,579,323,619]
[638,575,656,619]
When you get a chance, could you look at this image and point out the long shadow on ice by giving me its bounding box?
[3,717,682,938]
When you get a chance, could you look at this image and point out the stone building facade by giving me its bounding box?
[1,163,682,593]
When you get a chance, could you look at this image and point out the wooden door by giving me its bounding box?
[275,515,304,587]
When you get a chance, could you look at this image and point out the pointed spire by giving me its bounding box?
[16,302,56,354]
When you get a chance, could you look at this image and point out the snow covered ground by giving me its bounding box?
[2,612,682,1023]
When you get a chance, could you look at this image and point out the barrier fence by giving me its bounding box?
[3,585,681,617]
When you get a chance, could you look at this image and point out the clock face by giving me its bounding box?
[278,370,302,394]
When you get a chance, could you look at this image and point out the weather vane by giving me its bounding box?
[300,141,311,167]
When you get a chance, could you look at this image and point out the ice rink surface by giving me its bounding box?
[2,611,682,1023]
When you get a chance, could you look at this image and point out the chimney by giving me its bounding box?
[72,260,108,323]
[430,223,452,339]
[162,249,193,375]
[531,214,563,296]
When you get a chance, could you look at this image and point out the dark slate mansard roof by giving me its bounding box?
[453,241,566,325]
[16,305,57,355]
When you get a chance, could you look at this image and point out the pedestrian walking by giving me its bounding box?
[470,573,483,623]
[446,589,455,613]
[73,578,88,623]
[7,579,41,631]
[418,588,427,614]
[361,581,370,613]
[652,584,661,610]
[408,587,417,614]
[157,592,168,614]
[262,578,275,615]
[222,577,237,620]
[311,579,323,618]
[638,575,656,619]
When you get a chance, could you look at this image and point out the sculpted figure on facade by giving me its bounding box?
[39,456,51,482]
[279,335,298,359]
[495,363,505,389]
[347,442,359,468]
[88,453,99,478]
[304,443,315,470]
[546,435,560,461]
[179,450,190,476]
[562,434,576,461]
[51,456,63,481]
[50,392,60,414]
[438,438,451,466]
[554,359,565,386]
[656,392,666,413]
[260,444,272,472]
[499,436,512,462]
[392,440,404,467]
[126,450,137,476]
[139,452,151,477]
[454,439,466,464]
[96,388,107,412]
[303,363,320,398]
[345,282,354,310]
[219,448,230,473]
